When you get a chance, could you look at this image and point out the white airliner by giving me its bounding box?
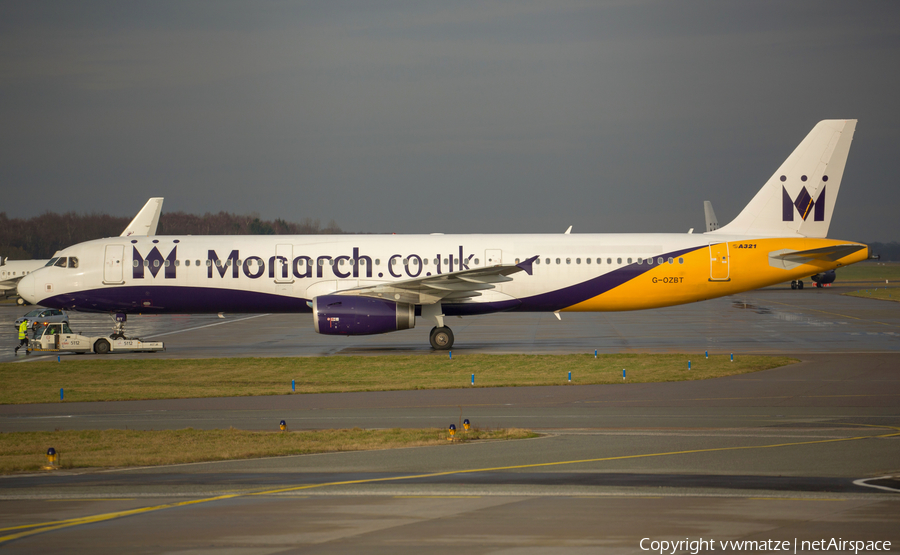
[18,121,867,350]
[2,198,164,303]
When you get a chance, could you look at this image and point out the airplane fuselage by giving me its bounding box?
[20,232,867,316]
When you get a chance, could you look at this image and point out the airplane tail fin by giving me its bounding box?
[121,198,164,237]
[711,120,856,238]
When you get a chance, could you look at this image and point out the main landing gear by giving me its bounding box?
[790,280,804,290]
[429,326,454,350]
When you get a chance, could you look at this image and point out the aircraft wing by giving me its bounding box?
[335,255,539,305]
[121,198,164,237]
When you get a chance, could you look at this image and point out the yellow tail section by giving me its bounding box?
[564,238,867,312]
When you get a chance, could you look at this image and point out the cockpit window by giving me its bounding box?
[69,257,78,268]
[45,258,59,267]
[54,258,67,268]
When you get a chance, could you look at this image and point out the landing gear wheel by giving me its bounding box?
[429,326,454,350]
[790,281,797,290]
[798,280,804,289]
[94,339,111,355]
[816,282,823,288]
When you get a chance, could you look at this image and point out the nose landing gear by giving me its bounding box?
[110,313,128,339]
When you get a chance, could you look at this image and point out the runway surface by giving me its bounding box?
[1,285,899,553]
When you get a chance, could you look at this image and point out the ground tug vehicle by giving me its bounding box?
[26,321,164,355]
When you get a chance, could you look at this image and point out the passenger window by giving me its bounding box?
[637,258,643,264]
[627,258,632,264]
[474,258,480,265]
[648,258,653,265]
[545,258,550,265]
[585,258,590,264]
[196,260,201,266]
[206,260,212,267]
[556,258,561,265]
[576,258,581,264]
[679,257,684,264]
[668,257,674,264]
[340,259,346,266]
[657,257,664,264]
[133,260,139,268]
[375,259,381,265]
[443,259,448,265]
[566,258,571,265]
[607,258,612,264]
[360,259,366,266]
[535,258,540,265]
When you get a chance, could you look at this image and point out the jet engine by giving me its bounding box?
[810,270,836,288]
[312,295,415,335]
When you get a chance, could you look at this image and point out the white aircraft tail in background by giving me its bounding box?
[121,198,164,237]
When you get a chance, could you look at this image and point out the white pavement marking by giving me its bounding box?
[144,314,271,339]
[852,476,900,493]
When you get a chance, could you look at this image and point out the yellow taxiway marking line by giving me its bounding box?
[746,498,845,502]
[45,499,136,502]
[3,425,898,545]
[393,496,482,499]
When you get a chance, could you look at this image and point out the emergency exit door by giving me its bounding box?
[708,242,730,281]
[275,244,293,283]
[485,249,503,266]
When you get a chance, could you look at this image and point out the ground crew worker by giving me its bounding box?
[15,319,29,355]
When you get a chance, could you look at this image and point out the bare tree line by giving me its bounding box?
[0,211,341,260]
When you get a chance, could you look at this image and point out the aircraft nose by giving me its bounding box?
[16,271,37,305]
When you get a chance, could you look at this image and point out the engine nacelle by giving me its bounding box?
[312,295,415,335]
[811,270,836,285]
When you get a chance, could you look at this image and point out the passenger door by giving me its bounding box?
[708,242,730,281]
[103,245,125,284]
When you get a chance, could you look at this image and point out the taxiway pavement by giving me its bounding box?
[1,286,898,553]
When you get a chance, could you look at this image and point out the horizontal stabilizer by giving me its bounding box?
[768,244,866,270]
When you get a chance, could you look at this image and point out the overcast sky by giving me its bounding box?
[1,2,898,241]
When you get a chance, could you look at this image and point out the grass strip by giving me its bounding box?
[0,427,536,474]
[0,354,794,405]
[843,288,900,302]
[835,262,900,282]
